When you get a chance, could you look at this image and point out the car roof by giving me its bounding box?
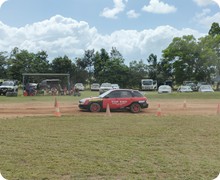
[108,88,139,92]
[200,85,212,88]
[101,83,111,85]
[181,85,191,88]
[43,79,61,81]
[159,85,170,87]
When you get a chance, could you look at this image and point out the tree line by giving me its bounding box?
[0,22,220,89]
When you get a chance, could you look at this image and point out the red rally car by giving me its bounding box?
[79,89,148,113]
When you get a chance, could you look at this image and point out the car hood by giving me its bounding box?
[79,97,102,103]
[0,85,15,88]
[100,87,112,89]
[200,89,214,92]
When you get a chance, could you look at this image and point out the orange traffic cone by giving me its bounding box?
[54,97,61,117]
[156,104,162,117]
[105,103,111,116]
[217,103,220,115]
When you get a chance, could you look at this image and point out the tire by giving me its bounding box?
[130,103,141,113]
[89,103,101,112]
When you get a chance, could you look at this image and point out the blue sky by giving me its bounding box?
[0,0,220,63]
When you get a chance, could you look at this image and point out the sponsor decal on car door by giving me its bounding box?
[103,97,131,109]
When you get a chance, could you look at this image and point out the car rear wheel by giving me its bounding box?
[130,103,141,113]
[89,103,101,112]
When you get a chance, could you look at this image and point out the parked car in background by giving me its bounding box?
[79,89,148,113]
[112,84,120,89]
[0,79,4,86]
[196,82,207,90]
[74,83,85,91]
[158,85,172,94]
[0,80,18,96]
[177,85,193,93]
[91,83,100,91]
[183,81,197,91]
[185,82,197,91]
[99,83,112,94]
[198,85,214,92]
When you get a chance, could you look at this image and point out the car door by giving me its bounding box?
[102,90,120,109]
[103,90,133,109]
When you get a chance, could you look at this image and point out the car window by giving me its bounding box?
[133,91,144,97]
[2,81,14,86]
[120,91,133,98]
[107,91,121,98]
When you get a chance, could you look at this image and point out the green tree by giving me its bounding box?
[51,55,76,86]
[0,51,8,79]
[147,53,158,80]
[82,49,95,85]
[7,48,35,81]
[32,51,50,73]
[51,55,72,73]
[196,36,216,82]
[75,57,89,84]
[128,60,148,88]
[162,35,200,84]
[209,22,220,37]
[104,47,129,87]
[207,22,220,89]
[93,48,110,83]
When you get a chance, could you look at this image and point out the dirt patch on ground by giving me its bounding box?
[0,99,220,118]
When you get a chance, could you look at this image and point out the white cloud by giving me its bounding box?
[0,15,205,63]
[0,0,8,8]
[100,0,127,19]
[127,10,140,18]
[193,0,215,6]
[142,0,177,14]
[212,0,220,7]
[194,9,220,28]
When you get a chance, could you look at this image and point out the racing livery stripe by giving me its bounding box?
[89,98,103,102]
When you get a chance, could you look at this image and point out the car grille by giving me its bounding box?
[0,88,13,92]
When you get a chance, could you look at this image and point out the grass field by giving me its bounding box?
[0,91,220,179]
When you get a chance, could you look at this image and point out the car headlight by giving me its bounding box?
[79,99,86,104]
[79,99,89,105]
[138,100,146,104]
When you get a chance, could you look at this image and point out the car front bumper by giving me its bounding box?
[79,104,89,110]
[140,102,148,109]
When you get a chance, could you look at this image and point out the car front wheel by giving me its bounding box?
[89,103,101,112]
[130,103,141,113]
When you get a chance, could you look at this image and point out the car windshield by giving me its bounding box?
[160,86,169,89]
[92,83,99,86]
[101,83,111,87]
[112,84,119,88]
[99,90,112,98]
[1,81,14,86]
[201,85,212,90]
[181,86,190,90]
[142,81,152,85]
